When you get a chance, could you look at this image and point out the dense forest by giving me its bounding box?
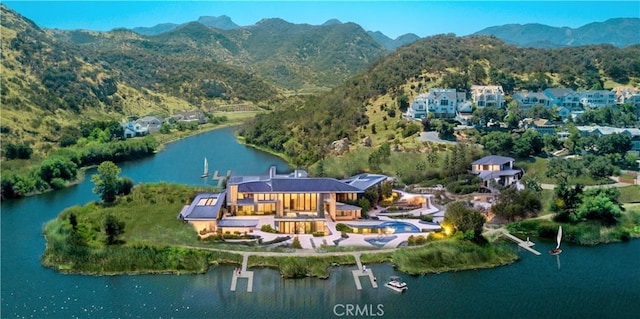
[240,34,640,166]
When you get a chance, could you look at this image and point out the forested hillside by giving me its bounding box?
[240,34,640,166]
[50,17,388,90]
[0,5,278,150]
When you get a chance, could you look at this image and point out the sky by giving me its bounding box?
[3,1,640,39]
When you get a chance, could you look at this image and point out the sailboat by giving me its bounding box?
[200,157,209,178]
[549,225,563,255]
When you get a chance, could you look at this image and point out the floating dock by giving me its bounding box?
[352,254,378,290]
[231,254,254,292]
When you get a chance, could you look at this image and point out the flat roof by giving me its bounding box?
[217,219,259,228]
[336,202,362,211]
[472,155,514,166]
[341,173,389,190]
[236,178,363,193]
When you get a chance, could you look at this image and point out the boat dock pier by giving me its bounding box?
[497,229,541,255]
[230,254,254,292]
[351,253,378,290]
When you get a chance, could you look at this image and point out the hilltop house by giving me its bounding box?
[471,155,521,188]
[179,167,391,235]
[470,85,506,108]
[407,88,468,119]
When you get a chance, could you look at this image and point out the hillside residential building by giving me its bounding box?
[135,116,164,133]
[512,92,551,108]
[543,88,581,110]
[171,111,207,124]
[178,167,392,235]
[520,118,557,136]
[471,155,521,188]
[576,126,640,152]
[613,86,640,108]
[470,85,506,108]
[578,90,616,109]
[407,88,468,119]
[121,121,149,138]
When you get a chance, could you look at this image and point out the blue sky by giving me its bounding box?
[3,1,639,38]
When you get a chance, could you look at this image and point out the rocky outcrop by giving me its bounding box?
[329,138,350,155]
[362,136,372,147]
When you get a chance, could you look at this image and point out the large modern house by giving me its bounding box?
[178,167,391,235]
[471,155,522,188]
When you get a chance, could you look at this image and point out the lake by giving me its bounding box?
[1,126,639,318]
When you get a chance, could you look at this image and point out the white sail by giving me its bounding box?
[556,225,563,250]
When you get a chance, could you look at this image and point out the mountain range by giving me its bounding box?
[1,2,639,155]
[132,15,640,50]
[474,18,640,48]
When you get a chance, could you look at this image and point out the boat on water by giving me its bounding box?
[385,276,408,293]
[549,225,563,255]
[200,157,209,178]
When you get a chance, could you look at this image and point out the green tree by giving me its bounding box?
[104,214,125,245]
[577,193,621,226]
[492,187,541,221]
[513,129,543,157]
[480,131,513,155]
[443,201,485,239]
[2,142,33,160]
[435,120,454,139]
[291,236,302,249]
[92,161,122,203]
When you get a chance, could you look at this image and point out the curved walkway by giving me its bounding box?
[539,178,634,190]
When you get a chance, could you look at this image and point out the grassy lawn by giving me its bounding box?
[516,156,611,186]
[619,186,640,204]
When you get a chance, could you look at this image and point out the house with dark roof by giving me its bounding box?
[178,192,227,233]
[226,167,374,235]
[135,116,165,133]
[471,155,522,188]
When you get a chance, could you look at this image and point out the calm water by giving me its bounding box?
[2,127,639,318]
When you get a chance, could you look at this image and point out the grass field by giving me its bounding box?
[516,156,612,186]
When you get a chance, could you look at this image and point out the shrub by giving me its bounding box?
[291,236,302,249]
[341,231,349,239]
[312,231,325,237]
[49,178,66,190]
[335,223,353,232]
[260,224,277,233]
[419,215,434,222]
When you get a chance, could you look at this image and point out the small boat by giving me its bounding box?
[385,276,408,293]
[549,225,563,255]
[200,157,209,178]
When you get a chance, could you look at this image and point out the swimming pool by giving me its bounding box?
[364,235,398,248]
[348,221,421,234]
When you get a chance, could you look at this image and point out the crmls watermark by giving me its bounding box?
[333,304,384,317]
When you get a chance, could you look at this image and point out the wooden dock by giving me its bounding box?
[231,254,254,292]
[499,229,541,255]
[352,254,378,290]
